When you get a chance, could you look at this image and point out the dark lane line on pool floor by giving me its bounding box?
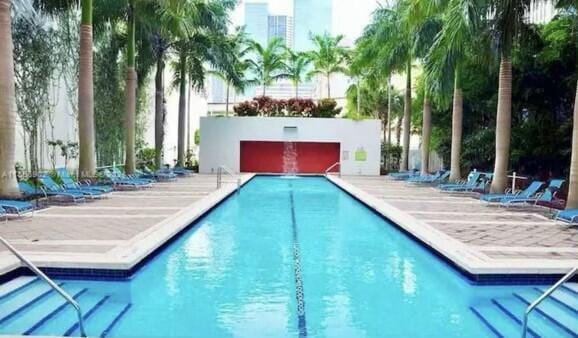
[289,183,308,338]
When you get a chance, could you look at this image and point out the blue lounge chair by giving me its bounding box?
[556,209,578,226]
[19,181,84,203]
[171,166,194,176]
[480,181,544,203]
[407,171,449,184]
[140,167,177,182]
[388,169,419,181]
[56,168,113,194]
[102,169,151,189]
[0,207,6,222]
[111,167,154,185]
[439,172,483,191]
[37,175,90,202]
[0,200,34,216]
[500,179,565,207]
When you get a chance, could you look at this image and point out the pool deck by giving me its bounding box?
[330,175,578,278]
[0,174,254,277]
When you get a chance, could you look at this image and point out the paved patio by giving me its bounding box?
[334,175,578,274]
[0,174,249,275]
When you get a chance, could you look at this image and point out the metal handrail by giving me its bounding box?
[0,236,87,337]
[324,162,341,177]
[521,267,577,338]
[217,165,240,191]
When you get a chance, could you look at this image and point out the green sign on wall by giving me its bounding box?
[355,148,367,162]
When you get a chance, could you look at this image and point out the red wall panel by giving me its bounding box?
[240,141,340,173]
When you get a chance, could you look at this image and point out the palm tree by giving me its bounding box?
[124,0,137,174]
[307,33,349,98]
[209,29,254,116]
[77,0,96,179]
[285,49,311,98]
[488,0,532,193]
[425,0,486,181]
[246,37,288,96]
[0,0,20,197]
[172,0,233,166]
[556,0,578,208]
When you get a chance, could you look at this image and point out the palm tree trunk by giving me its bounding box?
[225,82,230,117]
[490,56,513,193]
[420,90,431,176]
[400,59,412,172]
[327,74,331,98]
[295,81,299,99]
[154,55,165,169]
[387,78,392,146]
[177,51,187,167]
[124,1,137,174]
[186,74,192,160]
[396,117,402,147]
[78,0,96,179]
[449,68,463,182]
[566,80,578,209]
[0,0,19,198]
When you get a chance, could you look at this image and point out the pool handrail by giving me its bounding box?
[324,162,341,177]
[521,267,577,338]
[0,236,87,337]
[217,165,240,191]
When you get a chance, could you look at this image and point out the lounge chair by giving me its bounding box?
[111,167,154,185]
[140,167,177,182]
[439,172,483,191]
[0,200,34,216]
[480,181,544,203]
[0,207,6,223]
[407,171,449,184]
[102,169,151,189]
[388,169,419,181]
[171,166,194,176]
[19,181,85,204]
[500,179,566,207]
[37,175,92,202]
[555,209,578,226]
[56,168,113,194]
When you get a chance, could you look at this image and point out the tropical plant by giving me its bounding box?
[307,33,349,99]
[246,37,288,96]
[311,99,342,118]
[285,49,311,98]
[12,14,58,176]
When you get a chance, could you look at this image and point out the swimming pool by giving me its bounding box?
[0,176,576,337]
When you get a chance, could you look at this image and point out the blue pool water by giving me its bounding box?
[1,176,577,337]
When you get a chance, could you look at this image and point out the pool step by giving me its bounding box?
[472,287,578,338]
[0,278,132,338]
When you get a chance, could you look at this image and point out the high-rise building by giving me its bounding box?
[268,15,294,48]
[244,2,269,46]
[293,0,332,52]
[527,0,556,24]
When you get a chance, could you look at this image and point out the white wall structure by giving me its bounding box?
[199,117,381,175]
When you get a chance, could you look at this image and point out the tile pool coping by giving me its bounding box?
[326,175,578,284]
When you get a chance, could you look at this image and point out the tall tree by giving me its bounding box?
[285,49,311,98]
[425,0,486,181]
[307,33,349,98]
[0,0,20,197]
[556,0,578,208]
[246,37,287,96]
[78,0,96,179]
[488,0,532,193]
[209,28,254,116]
[124,0,137,174]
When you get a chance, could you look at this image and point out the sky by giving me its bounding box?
[231,0,380,42]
